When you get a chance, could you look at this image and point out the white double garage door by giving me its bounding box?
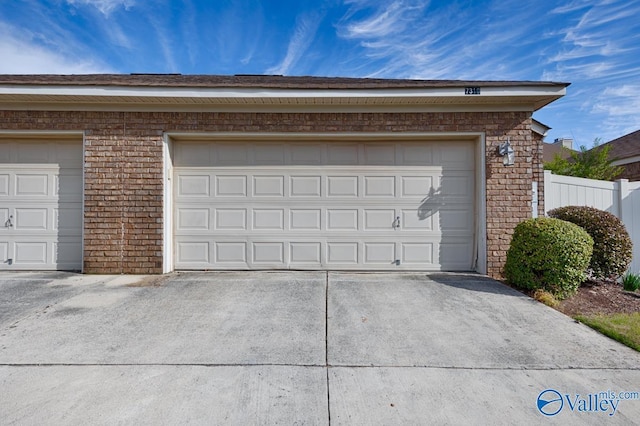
[173,139,477,271]
[0,138,82,270]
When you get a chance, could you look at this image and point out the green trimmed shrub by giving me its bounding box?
[505,218,593,299]
[548,206,632,281]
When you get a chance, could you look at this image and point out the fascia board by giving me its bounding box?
[0,84,566,111]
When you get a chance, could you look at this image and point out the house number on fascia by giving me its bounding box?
[465,87,481,95]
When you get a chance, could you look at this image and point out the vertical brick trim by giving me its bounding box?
[532,127,546,217]
[121,132,164,274]
[83,114,164,274]
[483,114,540,278]
[84,130,125,273]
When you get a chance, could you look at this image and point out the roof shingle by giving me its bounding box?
[600,130,640,160]
[0,74,570,90]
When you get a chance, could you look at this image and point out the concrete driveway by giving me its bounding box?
[1,271,639,425]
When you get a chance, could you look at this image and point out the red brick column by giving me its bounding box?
[483,114,538,278]
[84,119,164,274]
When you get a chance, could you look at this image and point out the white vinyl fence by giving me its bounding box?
[544,170,640,274]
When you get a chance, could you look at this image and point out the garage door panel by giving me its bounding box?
[364,176,395,197]
[290,209,321,230]
[440,144,474,168]
[439,240,475,269]
[364,243,396,264]
[440,175,473,197]
[177,208,210,230]
[55,174,83,198]
[55,142,83,164]
[177,241,210,263]
[327,144,359,165]
[401,176,435,197]
[53,206,83,233]
[291,144,323,165]
[17,143,50,163]
[401,243,434,264]
[174,140,475,271]
[327,176,358,197]
[215,175,246,197]
[290,176,321,197]
[253,144,286,165]
[0,208,9,229]
[54,240,83,264]
[401,209,433,230]
[401,145,434,165]
[215,242,247,263]
[175,142,212,166]
[0,174,9,195]
[364,210,395,230]
[327,209,358,230]
[14,208,48,230]
[364,144,396,165]
[327,242,358,264]
[290,242,321,264]
[178,175,210,197]
[16,174,49,196]
[0,242,8,264]
[216,143,249,165]
[253,176,284,197]
[252,242,285,264]
[14,242,48,264]
[215,209,246,230]
[252,209,284,230]
[439,209,474,231]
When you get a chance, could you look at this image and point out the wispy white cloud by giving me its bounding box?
[574,1,640,30]
[178,0,198,67]
[147,14,178,73]
[0,24,110,73]
[66,0,135,16]
[267,10,325,75]
[335,0,544,80]
[340,1,421,38]
[594,84,640,119]
[542,61,616,81]
[549,0,591,14]
[546,1,639,74]
[103,20,133,49]
[591,82,640,141]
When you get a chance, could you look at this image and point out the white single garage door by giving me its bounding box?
[0,139,83,270]
[173,140,475,271]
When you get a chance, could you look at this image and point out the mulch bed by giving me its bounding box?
[557,281,640,316]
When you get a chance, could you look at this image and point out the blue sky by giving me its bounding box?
[1,0,638,145]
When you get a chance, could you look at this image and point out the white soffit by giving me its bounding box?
[0,84,567,112]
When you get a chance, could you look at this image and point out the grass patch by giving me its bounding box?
[575,312,640,352]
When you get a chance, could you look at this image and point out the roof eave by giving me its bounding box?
[0,84,567,112]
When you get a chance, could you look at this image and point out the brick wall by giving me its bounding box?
[0,110,540,277]
[84,129,164,274]
[620,162,640,182]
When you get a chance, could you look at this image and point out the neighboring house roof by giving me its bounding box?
[543,138,574,163]
[599,129,640,166]
[0,74,570,112]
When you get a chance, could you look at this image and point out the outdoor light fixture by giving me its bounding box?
[498,138,515,166]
